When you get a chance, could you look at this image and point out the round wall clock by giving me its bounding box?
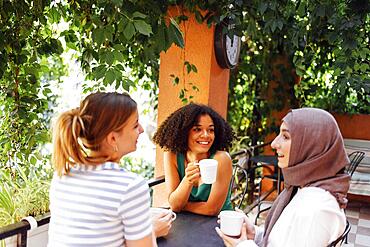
[214,21,241,69]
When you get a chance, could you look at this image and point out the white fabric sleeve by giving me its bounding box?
[118,175,153,240]
[277,207,345,246]
[236,225,264,247]
[267,188,346,247]
[254,225,264,246]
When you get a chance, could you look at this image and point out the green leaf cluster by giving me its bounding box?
[227,0,370,147]
[0,0,222,222]
[0,163,52,227]
[0,0,369,222]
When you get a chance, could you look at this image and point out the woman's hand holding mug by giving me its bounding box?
[184,161,201,185]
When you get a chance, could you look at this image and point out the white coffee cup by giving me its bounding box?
[198,159,218,184]
[219,210,245,237]
[150,207,177,222]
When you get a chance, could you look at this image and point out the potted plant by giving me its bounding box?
[0,165,51,247]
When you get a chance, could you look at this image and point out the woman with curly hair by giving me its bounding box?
[153,103,235,216]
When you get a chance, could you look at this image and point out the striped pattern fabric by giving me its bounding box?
[48,162,152,247]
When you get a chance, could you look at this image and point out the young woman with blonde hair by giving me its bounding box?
[48,92,171,247]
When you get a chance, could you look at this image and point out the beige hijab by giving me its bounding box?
[262,108,350,246]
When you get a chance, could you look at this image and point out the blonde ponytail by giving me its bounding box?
[51,92,137,176]
[52,108,87,176]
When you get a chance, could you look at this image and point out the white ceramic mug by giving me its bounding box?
[198,159,218,184]
[219,210,245,237]
[150,207,177,222]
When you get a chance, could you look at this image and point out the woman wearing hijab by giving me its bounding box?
[216,108,350,247]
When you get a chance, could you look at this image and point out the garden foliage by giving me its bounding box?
[0,0,369,222]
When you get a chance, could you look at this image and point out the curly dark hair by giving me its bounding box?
[153,103,235,154]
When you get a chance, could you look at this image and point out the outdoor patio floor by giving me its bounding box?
[248,200,370,247]
[345,201,370,247]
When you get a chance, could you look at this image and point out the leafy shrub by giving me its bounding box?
[0,165,52,227]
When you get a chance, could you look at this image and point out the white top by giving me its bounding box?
[237,187,346,247]
[48,162,152,247]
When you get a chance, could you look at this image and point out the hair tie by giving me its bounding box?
[71,108,85,140]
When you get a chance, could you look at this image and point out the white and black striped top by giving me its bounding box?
[48,162,152,247]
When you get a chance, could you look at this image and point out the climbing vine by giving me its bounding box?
[227,0,370,146]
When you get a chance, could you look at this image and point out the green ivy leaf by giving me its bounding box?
[43,88,52,96]
[276,20,283,31]
[93,65,107,80]
[257,2,268,15]
[30,156,37,166]
[270,20,277,33]
[123,22,135,40]
[116,64,124,71]
[185,61,191,74]
[168,19,184,48]
[179,89,185,98]
[155,21,170,52]
[92,28,105,46]
[134,20,152,36]
[195,10,203,24]
[113,50,124,62]
[113,44,125,51]
[113,67,122,81]
[191,64,197,73]
[117,21,126,32]
[122,79,132,91]
[172,76,179,85]
[48,7,61,23]
[132,12,147,19]
[360,63,369,72]
[269,1,277,11]
[297,2,306,16]
[105,52,114,66]
[104,27,114,42]
[104,69,116,85]
[360,48,369,59]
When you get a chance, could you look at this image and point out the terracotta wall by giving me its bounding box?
[152,7,230,207]
[332,113,370,140]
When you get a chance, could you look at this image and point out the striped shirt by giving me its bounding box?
[48,162,152,247]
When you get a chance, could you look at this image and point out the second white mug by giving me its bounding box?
[219,210,245,237]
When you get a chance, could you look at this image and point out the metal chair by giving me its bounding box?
[327,219,351,247]
[346,151,365,176]
[230,164,249,209]
[229,142,274,212]
[252,155,282,224]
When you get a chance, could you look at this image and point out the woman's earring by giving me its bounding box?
[113,146,118,152]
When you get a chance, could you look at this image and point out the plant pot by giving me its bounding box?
[4,224,49,247]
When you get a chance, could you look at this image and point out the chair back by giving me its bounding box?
[230,164,249,209]
[327,220,351,247]
[346,151,365,176]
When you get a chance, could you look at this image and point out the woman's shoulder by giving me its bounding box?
[298,187,337,200]
[164,151,180,164]
[213,150,232,161]
[96,162,148,186]
[292,187,344,213]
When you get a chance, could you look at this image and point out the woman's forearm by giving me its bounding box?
[183,201,221,216]
[168,179,193,212]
